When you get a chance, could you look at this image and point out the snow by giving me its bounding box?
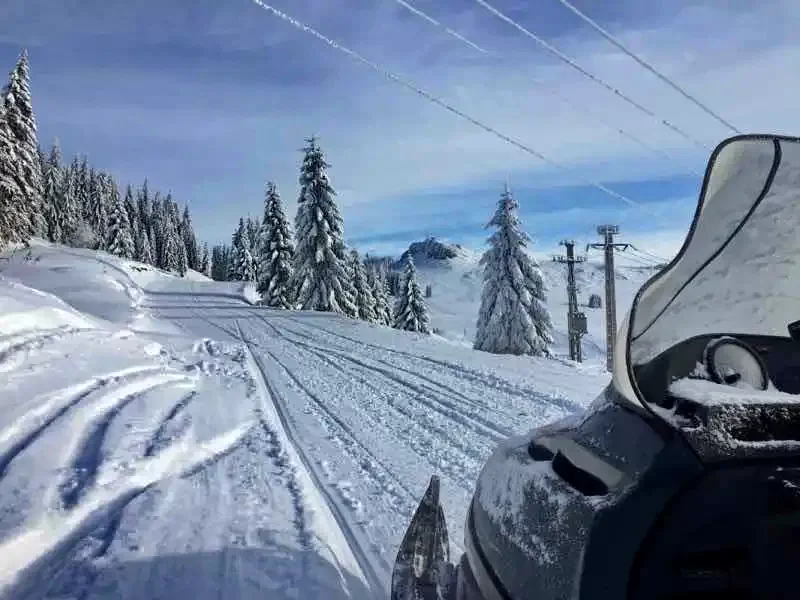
[410,241,654,364]
[0,242,611,598]
[669,378,800,406]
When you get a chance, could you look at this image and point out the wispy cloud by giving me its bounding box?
[1,0,797,255]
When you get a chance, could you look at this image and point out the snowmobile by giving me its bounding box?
[391,133,800,600]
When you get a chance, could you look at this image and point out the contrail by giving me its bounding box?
[249,0,649,212]
[553,0,740,134]
[391,0,704,177]
[471,0,711,151]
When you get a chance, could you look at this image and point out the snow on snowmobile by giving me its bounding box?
[391,134,800,600]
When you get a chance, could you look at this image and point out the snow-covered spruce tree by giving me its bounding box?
[2,50,44,239]
[159,203,185,275]
[106,178,135,258]
[200,242,211,278]
[234,220,256,282]
[372,274,392,326]
[123,184,139,242]
[349,249,377,322]
[58,156,79,245]
[228,218,244,281]
[42,141,63,243]
[474,186,553,356]
[292,136,356,315]
[166,196,188,276]
[181,205,199,271]
[137,179,151,243]
[88,171,109,249]
[150,193,164,267]
[257,182,295,308]
[392,256,430,333]
[0,109,29,248]
[211,244,229,281]
[136,223,153,265]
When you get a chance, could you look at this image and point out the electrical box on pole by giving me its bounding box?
[553,240,586,362]
[587,225,629,372]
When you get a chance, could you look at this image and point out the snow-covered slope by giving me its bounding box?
[405,238,658,362]
[0,242,614,599]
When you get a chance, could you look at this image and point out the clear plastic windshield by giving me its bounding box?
[629,137,800,368]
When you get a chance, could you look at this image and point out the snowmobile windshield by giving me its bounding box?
[626,135,800,408]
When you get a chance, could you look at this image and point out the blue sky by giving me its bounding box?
[2,0,799,259]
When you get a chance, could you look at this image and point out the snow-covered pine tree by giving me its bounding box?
[228,218,244,281]
[163,195,187,276]
[150,193,164,267]
[180,205,199,271]
[234,220,256,282]
[0,108,29,248]
[474,186,553,356]
[211,245,227,281]
[137,179,150,240]
[136,223,153,265]
[88,170,109,249]
[37,144,46,182]
[123,184,138,236]
[106,177,135,258]
[159,203,182,274]
[349,248,377,322]
[292,136,355,315]
[257,182,295,308]
[59,156,79,244]
[200,242,211,278]
[372,274,392,326]
[42,141,63,243]
[392,255,430,333]
[2,50,44,239]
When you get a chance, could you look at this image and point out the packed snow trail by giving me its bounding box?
[0,247,611,599]
[143,281,608,589]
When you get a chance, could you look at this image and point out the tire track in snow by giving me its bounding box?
[56,373,193,510]
[271,318,499,413]
[143,390,198,458]
[265,331,483,492]
[0,423,254,600]
[279,316,583,413]
[254,409,313,568]
[235,321,391,595]
[256,318,496,460]
[0,327,86,373]
[258,316,510,442]
[0,365,167,480]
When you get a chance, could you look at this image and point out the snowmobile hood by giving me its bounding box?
[618,134,800,430]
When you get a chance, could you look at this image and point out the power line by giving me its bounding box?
[249,0,647,212]
[471,0,711,151]
[390,0,704,177]
[628,243,668,263]
[552,0,740,134]
[392,0,490,55]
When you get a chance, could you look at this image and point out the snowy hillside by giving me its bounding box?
[403,238,659,362]
[0,243,613,599]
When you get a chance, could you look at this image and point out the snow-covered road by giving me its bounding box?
[0,254,610,600]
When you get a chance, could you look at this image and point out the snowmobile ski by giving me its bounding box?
[391,475,456,600]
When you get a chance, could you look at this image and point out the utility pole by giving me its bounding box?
[587,225,629,372]
[553,240,587,362]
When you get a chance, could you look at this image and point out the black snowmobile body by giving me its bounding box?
[392,134,800,600]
